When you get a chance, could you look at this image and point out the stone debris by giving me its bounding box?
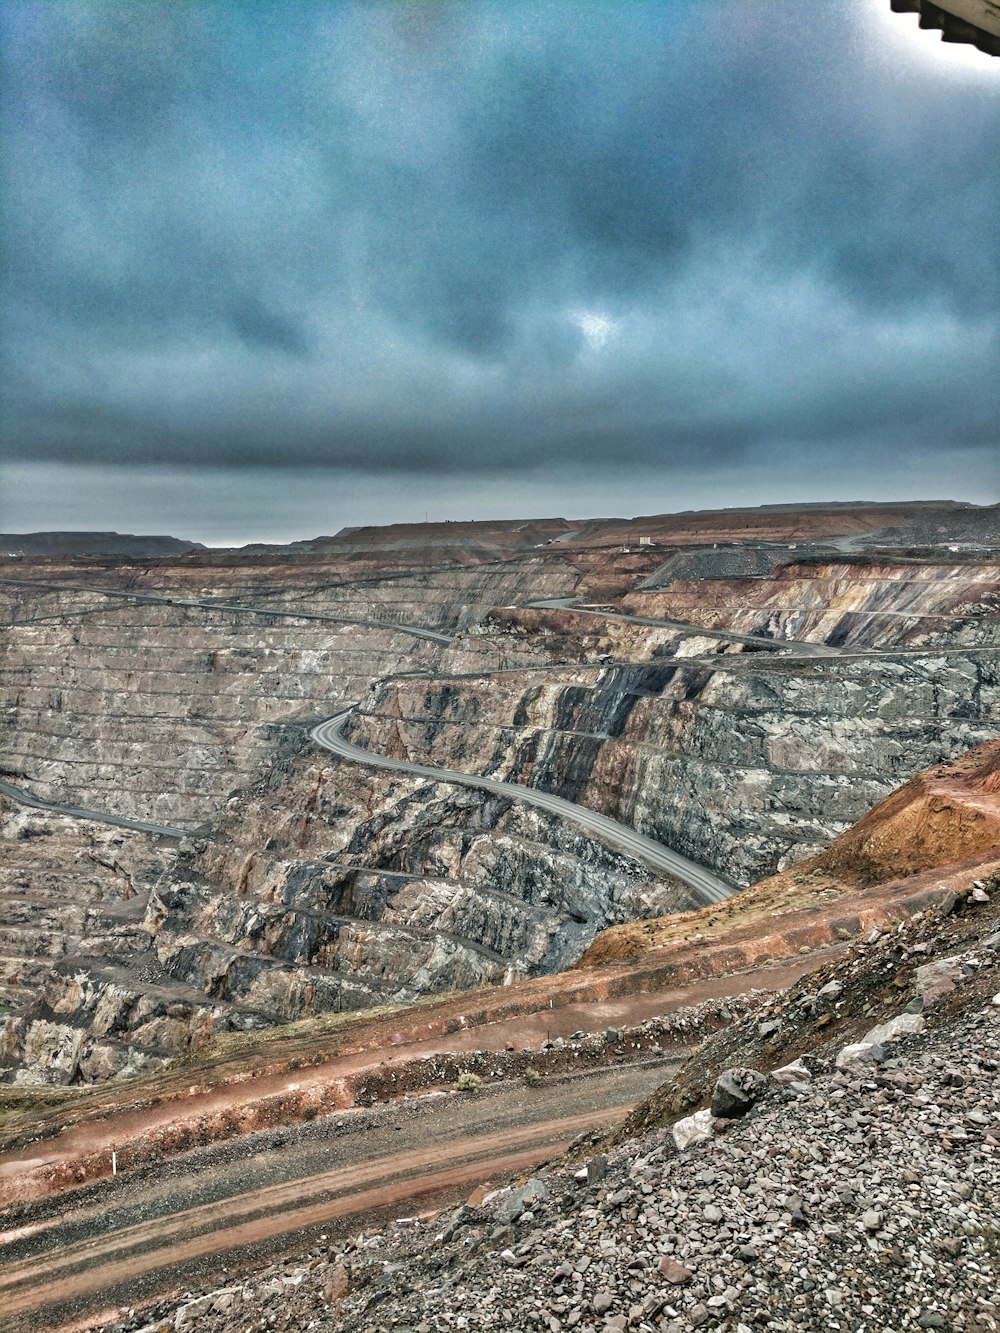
[111,1028,1000,1328]
[671,1107,715,1152]
[104,887,1000,1333]
[769,1058,812,1086]
[709,1066,767,1119]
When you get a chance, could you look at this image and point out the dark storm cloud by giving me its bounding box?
[2,0,998,485]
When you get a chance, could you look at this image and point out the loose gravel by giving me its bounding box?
[105,892,999,1333]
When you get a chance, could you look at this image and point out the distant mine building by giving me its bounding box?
[890,0,1000,55]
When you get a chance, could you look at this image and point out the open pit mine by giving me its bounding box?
[0,500,998,1333]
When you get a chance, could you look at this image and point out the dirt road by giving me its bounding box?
[0,1062,671,1332]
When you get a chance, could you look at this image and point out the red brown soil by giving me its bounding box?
[0,957,820,1209]
[581,741,1000,967]
[811,740,1000,886]
[0,1110,622,1318]
[6,744,997,1210]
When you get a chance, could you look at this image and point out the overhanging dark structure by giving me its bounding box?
[890,0,1000,55]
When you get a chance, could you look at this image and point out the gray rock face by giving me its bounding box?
[624,557,1000,652]
[710,1066,768,1119]
[0,558,578,829]
[493,1177,548,1224]
[3,552,997,1085]
[350,651,1000,885]
[0,738,700,1081]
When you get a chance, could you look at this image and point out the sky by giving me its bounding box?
[1,1,998,545]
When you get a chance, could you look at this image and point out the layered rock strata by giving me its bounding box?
[623,559,1000,650]
[0,801,173,1006]
[347,650,1000,884]
[0,588,435,826]
[0,737,696,1084]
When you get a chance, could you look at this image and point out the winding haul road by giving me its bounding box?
[3,570,925,903]
[2,574,738,901]
[311,710,733,905]
[526,596,841,657]
[6,569,983,900]
[0,778,190,839]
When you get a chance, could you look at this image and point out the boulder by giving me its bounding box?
[770,1058,812,1086]
[323,1264,349,1304]
[586,1155,608,1185]
[914,956,965,1008]
[836,1042,877,1070]
[658,1257,694,1284]
[863,1012,925,1047]
[672,1108,715,1152]
[493,1176,547,1223]
[710,1067,767,1119]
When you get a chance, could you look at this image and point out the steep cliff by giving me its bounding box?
[2,516,997,1090]
[623,559,1000,650]
[347,650,999,885]
[581,738,1000,966]
[0,799,173,1005]
[0,589,435,826]
[0,732,695,1083]
[439,606,749,673]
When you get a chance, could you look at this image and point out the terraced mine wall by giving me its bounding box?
[1,738,697,1085]
[0,553,583,829]
[0,802,173,1006]
[6,553,580,631]
[346,651,1000,886]
[3,542,997,1088]
[0,589,436,827]
[200,558,580,632]
[623,560,1000,650]
[439,607,750,673]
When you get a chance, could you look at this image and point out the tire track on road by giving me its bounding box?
[0,1105,627,1321]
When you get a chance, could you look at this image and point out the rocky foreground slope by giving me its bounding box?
[95,873,1000,1333]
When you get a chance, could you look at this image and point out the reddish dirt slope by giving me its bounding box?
[580,739,1000,965]
[813,740,1000,886]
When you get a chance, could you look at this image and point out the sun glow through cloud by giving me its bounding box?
[573,310,618,350]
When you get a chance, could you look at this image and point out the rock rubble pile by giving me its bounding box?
[109,890,999,1333]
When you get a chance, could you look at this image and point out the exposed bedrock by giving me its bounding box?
[204,557,580,632]
[623,560,1000,650]
[438,606,749,673]
[0,961,218,1087]
[0,592,437,826]
[347,652,1000,885]
[176,740,696,979]
[0,739,696,1083]
[0,801,174,1003]
[0,552,583,828]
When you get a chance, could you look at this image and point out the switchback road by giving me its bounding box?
[0,578,453,646]
[0,779,190,839]
[311,711,733,905]
[526,597,840,656]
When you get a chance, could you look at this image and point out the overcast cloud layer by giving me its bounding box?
[2,0,998,507]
